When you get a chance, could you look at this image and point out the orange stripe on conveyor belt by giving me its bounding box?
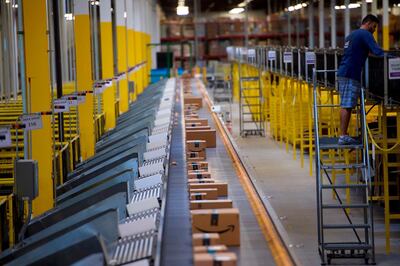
[197,80,295,266]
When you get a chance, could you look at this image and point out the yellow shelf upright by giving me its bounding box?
[115,0,129,113]
[22,0,54,215]
[100,0,116,130]
[73,0,95,160]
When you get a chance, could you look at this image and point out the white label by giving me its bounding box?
[283,52,293,64]
[77,95,86,104]
[268,51,276,61]
[248,49,256,58]
[53,99,70,113]
[63,95,78,106]
[388,58,400,79]
[0,127,12,148]
[240,47,248,56]
[306,52,316,65]
[20,114,43,130]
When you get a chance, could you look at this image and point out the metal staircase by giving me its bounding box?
[238,60,265,137]
[313,69,375,265]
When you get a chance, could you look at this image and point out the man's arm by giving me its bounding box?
[366,33,384,56]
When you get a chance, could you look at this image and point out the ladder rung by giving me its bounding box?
[240,77,259,81]
[322,204,369,209]
[241,104,261,107]
[243,112,262,115]
[323,224,370,229]
[241,96,261,99]
[321,184,368,189]
[316,104,341,108]
[321,163,365,170]
[243,120,264,123]
[323,243,372,250]
[241,87,260,90]
[319,137,363,150]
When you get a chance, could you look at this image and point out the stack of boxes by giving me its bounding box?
[181,75,240,266]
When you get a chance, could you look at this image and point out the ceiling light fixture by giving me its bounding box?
[177,0,189,16]
[229,7,245,14]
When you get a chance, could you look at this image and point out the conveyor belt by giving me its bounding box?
[160,79,192,266]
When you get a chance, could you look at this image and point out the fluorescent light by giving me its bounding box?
[288,6,295,12]
[366,0,373,3]
[229,7,245,14]
[348,3,361,9]
[294,4,302,10]
[177,5,189,16]
[238,2,246,7]
[302,3,307,7]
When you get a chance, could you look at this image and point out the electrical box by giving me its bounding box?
[15,160,39,200]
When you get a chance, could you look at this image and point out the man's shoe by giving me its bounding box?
[338,135,360,145]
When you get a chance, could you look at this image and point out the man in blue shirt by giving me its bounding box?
[337,14,384,145]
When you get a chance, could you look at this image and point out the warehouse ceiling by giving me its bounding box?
[158,0,400,17]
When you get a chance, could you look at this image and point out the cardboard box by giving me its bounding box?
[190,200,233,210]
[186,122,203,128]
[188,171,211,179]
[185,119,209,126]
[185,114,199,119]
[193,245,228,254]
[190,192,208,200]
[184,96,203,108]
[188,178,216,184]
[185,126,212,131]
[194,252,237,266]
[187,157,206,162]
[187,150,206,159]
[186,140,207,152]
[186,130,216,148]
[193,233,220,246]
[189,183,228,197]
[187,161,208,171]
[191,208,240,246]
[190,188,218,200]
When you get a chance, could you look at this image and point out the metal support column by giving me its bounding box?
[330,0,336,48]
[287,0,292,47]
[308,1,314,49]
[362,0,367,19]
[383,0,389,50]
[372,0,378,40]
[319,0,325,48]
[344,0,350,37]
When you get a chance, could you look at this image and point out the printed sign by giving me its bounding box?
[283,52,293,64]
[20,114,43,130]
[63,95,78,106]
[53,99,70,113]
[0,127,12,148]
[268,51,276,61]
[305,52,316,65]
[248,49,256,58]
[388,58,400,79]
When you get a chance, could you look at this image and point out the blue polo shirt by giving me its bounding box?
[337,29,384,82]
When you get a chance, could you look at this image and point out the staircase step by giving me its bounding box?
[319,137,363,150]
[322,203,369,209]
[323,224,370,229]
[321,184,368,189]
[240,77,259,81]
[321,163,365,170]
[323,243,372,251]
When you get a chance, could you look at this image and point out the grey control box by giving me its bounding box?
[15,160,39,199]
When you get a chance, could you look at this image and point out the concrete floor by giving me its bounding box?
[208,90,400,265]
